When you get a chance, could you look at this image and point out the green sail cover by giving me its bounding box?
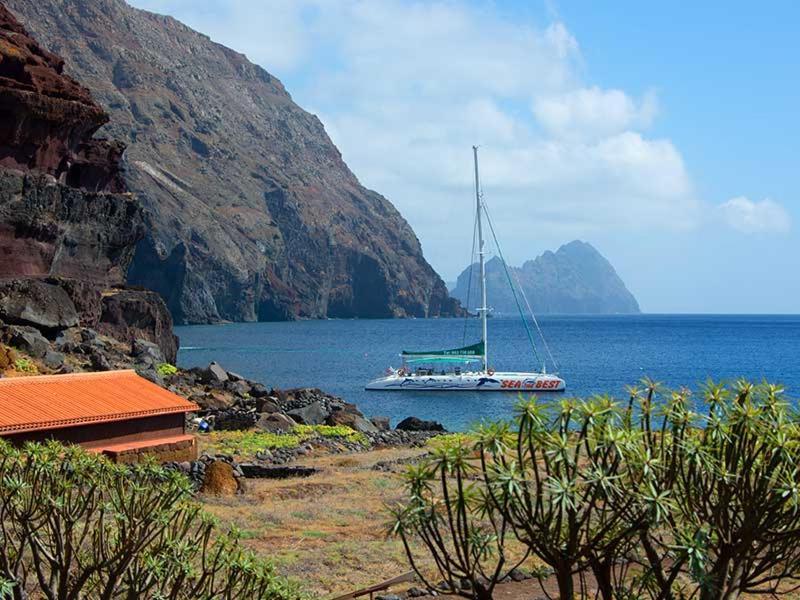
[401,341,484,360]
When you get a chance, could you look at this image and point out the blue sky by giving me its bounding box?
[129,0,799,313]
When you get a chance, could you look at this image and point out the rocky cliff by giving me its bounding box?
[0,3,176,361]
[452,241,641,315]
[6,0,461,324]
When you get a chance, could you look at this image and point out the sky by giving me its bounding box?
[128,0,799,314]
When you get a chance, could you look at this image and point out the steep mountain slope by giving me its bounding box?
[0,3,176,360]
[7,0,460,324]
[452,241,641,314]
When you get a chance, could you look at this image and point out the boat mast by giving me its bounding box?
[473,146,489,373]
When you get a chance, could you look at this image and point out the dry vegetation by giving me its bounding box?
[199,447,428,597]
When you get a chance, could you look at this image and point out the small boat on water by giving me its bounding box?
[366,147,566,393]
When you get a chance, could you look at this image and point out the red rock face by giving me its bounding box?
[0,4,123,192]
[7,0,464,324]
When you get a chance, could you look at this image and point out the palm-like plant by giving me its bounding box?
[0,440,305,600]
[630,380,800,600]
[479,395,644,600]
[389,434,525,599]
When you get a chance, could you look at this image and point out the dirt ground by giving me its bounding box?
[199,446,800,600]
[200,447,438,597]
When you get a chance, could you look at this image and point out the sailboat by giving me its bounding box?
[365,147,566,393]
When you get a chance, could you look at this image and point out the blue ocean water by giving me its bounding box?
[175,315,800,431]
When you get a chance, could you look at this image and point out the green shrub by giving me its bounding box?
[206,430,303,456]
[0,440,307,599]
[12,357,36,373]
[157,362,179,377]
[204,424,366,460]
[389,434,520,599]
[392,380,800,600]
[627,380,800,600]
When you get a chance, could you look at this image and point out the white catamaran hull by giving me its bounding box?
[365,372,565,392]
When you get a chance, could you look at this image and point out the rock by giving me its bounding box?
[407,587,429,597]
[0,280,79,330]
[0,4,124,193]
[214,408,257,431]
[3,325,50,358]
[98,290,178,363]
[225,379,250,396]
[6,0,464,325]
[326,410,379,434]
[192,391,233,411]
[256,412,296,433]
[451,241,640,315]
[238,464,318,479]
[131,338,165,366]
[371,416,391,431]
[203,362,229,384]
[509,568,530,582]
[255,397,280,413]
[249,383,270,398]
[396,417,447,432]
[89,350,111,371]
[287,401,330,426]
[200,460,239,496]
[43,350,65,370]
[375,595,401,600]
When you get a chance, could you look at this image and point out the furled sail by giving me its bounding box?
[401,341,485,362]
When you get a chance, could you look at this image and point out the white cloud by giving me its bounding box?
[128,0,713,277]
[717,197,791,234]
[533,87,658,140]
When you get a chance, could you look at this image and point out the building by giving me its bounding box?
[0,370,199,463]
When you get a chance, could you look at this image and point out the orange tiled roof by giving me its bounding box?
[0,370,199,435]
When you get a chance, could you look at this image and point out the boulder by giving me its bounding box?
[202,361,229,384]
[287,401,329,426]
[191,391,233,411]
[326,410,379,434]
[256,412,296,433]
[0,280,79,330]
[396,417,447,432]
[255,397,280,414]
[131,338,165,366]
[249,383,270,398]
[200,460,239,496]
[98,289,178,363]
[370,416,391,432]
[89,350,112,371]
[43,350,65,370]
[225,379,250,396]
[4,325,50,358]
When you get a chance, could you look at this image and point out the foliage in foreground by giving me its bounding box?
[391,380,800,600]
[0,440,306,600]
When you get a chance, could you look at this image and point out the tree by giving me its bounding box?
[480,396,644,600]
[0,440,305,600]
[631,380,800,600]
[389,434,526,600]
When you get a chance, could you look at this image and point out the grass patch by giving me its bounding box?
[371,477,392,490]
[425,432,474,450]
[294,424,368,446]
[300,530,329,539]
[205,430,301,457]
[203,424,368,460]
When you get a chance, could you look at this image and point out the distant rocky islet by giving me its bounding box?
[451,240,641,315]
